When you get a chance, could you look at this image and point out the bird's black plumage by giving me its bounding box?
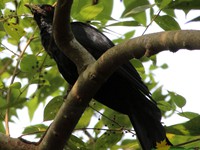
[26,4,172,149]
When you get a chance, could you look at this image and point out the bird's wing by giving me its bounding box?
[71,22,152,100]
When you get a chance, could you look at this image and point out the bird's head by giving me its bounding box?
[25,4,54,29]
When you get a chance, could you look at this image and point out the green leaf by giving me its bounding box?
[71,0,92,16]
[102,108,131,129]
[26,96,39,121]
[160,0,173,9]
[9,82,21,89]
[169,92,186,108]
[178,112,199,119]
[0,121,5,133]
[67,135,87,150]
[0,31,6,38]
[20,55,38,72]
[76,107,94,128]
[122,4,155,17]
[122,0,149,26]
[154,15,181,31]
[37,54,56,68]
[22,124,47,138]
[121,139,140,149]
[43,96,63,121]
[72,0,113,24]
[167,0,200,10]
[3,22,25,41]
[80,3,104,21]
[130,59,145,74]
[168,134,200,149]
[166,115,200,136]
[187,16,200,23]
[107,21,140,27]
[122,0,149,17]
[94,120,104,137]
[0,80,4,89]
[157,100,172,111]
[39,74,65,101]
[10,88,21,101]
[152,86,167,102]
[160,63,168,69]
[0,94,26,110]
[95,131,123,149]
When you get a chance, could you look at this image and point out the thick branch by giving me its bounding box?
[0,133,37,150]
[98,30,200,63]
[53,0,95,73]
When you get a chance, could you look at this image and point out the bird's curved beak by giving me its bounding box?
[25,4,46,16]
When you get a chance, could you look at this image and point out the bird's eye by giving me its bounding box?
[43,6,53,12]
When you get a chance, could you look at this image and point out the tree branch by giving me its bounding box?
[52,0,95,74]
[0,133,37,150]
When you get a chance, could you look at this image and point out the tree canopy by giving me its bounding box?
[1,0,200,149]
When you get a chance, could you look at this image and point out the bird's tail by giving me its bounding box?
[128,96,172,150]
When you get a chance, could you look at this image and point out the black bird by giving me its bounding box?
[26,4,172,149]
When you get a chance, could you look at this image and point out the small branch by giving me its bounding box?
[175,138,200,147]
[5,33,35,136]
[0,59,12,75]
[0,43,20,56]
[142,9,162,35]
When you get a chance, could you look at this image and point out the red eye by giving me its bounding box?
[44,6,53,12]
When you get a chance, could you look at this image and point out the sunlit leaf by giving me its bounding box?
[3,22,25,41]
[76,107,94,128]
[9,82,21,89]
[122,0,149,26]
[178,112,199,119]
[130,59,145,74]
[123,4,155,17]
[160,0,172,9]
[152,86,167,102]
[169,92,186,108]
[95,131,123,149]
[20,55,38,72]
[94,120,104,137]
[157,100,172,111]
[154,15,181,31]
[67,135,87,150]
[80,4,104,21]
[160,63,168,69]
[102,108,131,129]
[167,115,200,136]
[22,124,47,138]
[43,96,63,121]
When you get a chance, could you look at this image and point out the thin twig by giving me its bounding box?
[175,138,200,147]
[5,33,35,136]
[75,127,134,133]
[0,43,19,56]
[0,59,12,75]
[142,9,162,35]
[89,105,135,135]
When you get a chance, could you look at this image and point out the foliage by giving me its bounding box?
[0,0,200,149]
